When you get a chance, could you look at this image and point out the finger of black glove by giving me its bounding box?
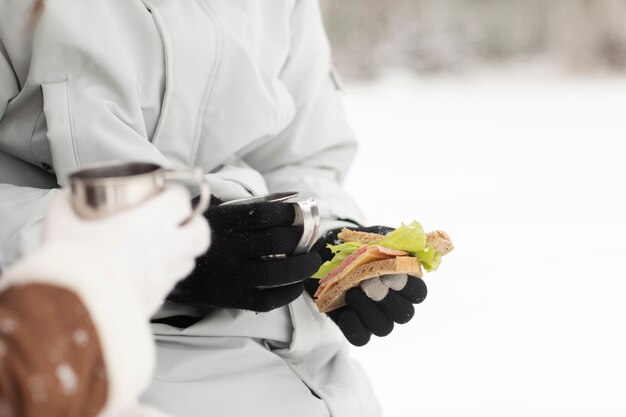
[253,282,305,312]
[354,225,395,236]
[209,195,223,206]
[345,287,394,337]
[304,277,320,299]
[206,202,295,231]
[397,277,428,304]
[215,226,303,258]
[311,229,342,262]
[192,194,223,208]
[329,308,372,347]
[250,252,321,288]
[376,290,415,324]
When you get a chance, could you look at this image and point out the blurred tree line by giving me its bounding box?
[321,0,626,78]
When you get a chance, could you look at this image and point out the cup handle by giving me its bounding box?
[163,168,210,224]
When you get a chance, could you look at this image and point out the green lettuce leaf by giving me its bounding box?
[416,247,441,272]
[311,241,364,279]
[376,221,426,255]
[311,221,442,279]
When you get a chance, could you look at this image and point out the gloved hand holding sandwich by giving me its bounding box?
[169,189,452,347]
[306,222,453,346]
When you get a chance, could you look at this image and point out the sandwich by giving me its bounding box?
[311,221,453,313]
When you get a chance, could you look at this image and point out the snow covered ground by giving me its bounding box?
[340,70,626,416]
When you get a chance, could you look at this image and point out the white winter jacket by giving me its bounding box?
[0,0,381,416]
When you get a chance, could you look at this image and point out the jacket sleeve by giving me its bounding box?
[241,0,365,232]
[0,184,59,266]
[0,242,157,417]
[0,29,59,264]
[0,2,173,264]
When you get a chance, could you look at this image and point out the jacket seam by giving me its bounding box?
[64,78,81,166]
[0,37,20,91]
[144,2,172,146]
[189,0,223,165]
[27,107,45,165]
[42,78,80,167]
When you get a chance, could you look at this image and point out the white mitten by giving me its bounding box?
[0,186,210,415]
[43,186,210,316]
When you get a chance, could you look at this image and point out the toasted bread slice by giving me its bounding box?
[315,256,423,313]
[337,228,454,256]
[426,230,454,256]
[336,228,385,244]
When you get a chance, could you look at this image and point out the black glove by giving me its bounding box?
[168,196,321,312]
[306,226,427,346]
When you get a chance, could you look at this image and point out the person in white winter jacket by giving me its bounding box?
[0,1,428,416]
[0,186,209,417]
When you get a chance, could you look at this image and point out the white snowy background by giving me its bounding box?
[341,70,626,417]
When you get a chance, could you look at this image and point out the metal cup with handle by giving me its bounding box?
[68,161,210,223]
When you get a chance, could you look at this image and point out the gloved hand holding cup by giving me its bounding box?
[167,192,322,312]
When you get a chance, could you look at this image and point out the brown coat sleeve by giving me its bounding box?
[0,283,108,417]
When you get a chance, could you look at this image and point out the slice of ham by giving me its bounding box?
[373,246,409,256]
[319,246,367,287]
[314,245,408,298]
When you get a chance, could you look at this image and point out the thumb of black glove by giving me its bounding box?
[306,225,427,346]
